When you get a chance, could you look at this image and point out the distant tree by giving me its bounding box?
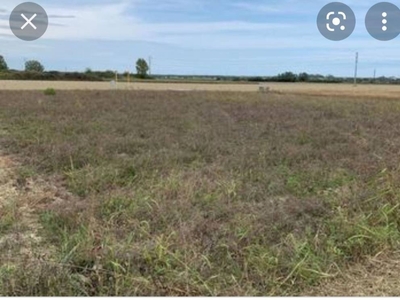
[104,70,115,78]
[136,58,149,79]
[123,71,131,81]
[85,67,93,74]
[277,71,297,82]
[326,75,336,82]
[248,76,266,82]
[0,55,8,72]
[25,60,45,72]
[298,72,309,82]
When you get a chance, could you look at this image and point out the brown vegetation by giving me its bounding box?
[0,90,400,296]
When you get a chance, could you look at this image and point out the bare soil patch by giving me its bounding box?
[309,253,400,296]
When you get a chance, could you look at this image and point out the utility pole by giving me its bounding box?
[354,52,359,87]
[148,56,152,76]
[373,69,376,82]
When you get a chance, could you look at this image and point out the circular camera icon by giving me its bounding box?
[317,2,356,41]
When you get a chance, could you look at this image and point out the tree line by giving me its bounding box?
[1,55,399,84]
[1,56,44,72]
[0,56,151,81]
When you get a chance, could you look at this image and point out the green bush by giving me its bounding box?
[43,88,56,96]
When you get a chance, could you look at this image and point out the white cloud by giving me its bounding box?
[48,6,295,41]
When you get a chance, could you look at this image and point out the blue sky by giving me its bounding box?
[1,0,400,77]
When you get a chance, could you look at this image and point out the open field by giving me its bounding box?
[1,90,400,296]
[2,80,400,98]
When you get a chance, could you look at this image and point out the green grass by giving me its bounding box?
[0,90,400,295]
[43,88,56,96]
[0,201,18,234]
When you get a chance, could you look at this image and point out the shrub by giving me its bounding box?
[43,88,56,96]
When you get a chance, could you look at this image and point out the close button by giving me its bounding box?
[9,2,48,41]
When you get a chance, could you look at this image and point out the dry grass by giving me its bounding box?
[0,152,55,287]
[308,252,400,296]
[1,90,400,296]
[2,80,400,98]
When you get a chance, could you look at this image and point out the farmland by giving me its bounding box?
[2,80,400,98]
[1,89,400,296]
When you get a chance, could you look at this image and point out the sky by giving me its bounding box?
[0,0,400,77]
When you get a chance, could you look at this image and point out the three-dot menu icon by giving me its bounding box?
[382,12,388,31]
[318,2,400,41]
[365,2,400,41]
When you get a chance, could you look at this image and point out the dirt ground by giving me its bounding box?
[1,80,400,98]
[0,152,44,267]
[307,252,400,296]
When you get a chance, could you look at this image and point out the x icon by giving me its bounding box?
[10,2,48,41]
[21,13,37,30]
